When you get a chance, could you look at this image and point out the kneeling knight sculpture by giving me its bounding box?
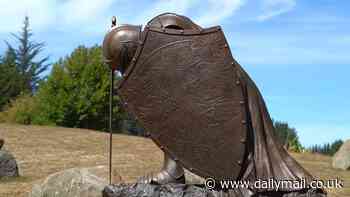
[102,13,326,197]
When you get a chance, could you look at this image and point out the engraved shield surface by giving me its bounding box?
[118,26,248,180]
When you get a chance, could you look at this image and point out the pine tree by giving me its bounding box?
[6,16,49,93]
[0,47,22,109]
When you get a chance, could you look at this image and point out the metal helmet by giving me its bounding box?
[102,20,141,73]
[146,12,202,30]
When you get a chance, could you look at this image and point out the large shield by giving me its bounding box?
[117,26,248,180]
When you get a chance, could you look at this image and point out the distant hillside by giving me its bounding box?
[0,124,348,197]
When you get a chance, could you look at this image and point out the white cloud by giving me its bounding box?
[0,0,244,34]
[257,0,296,22]
[133,0,245,27]
[195,0,245,26]
[135,0,198,23]
[0,0,115,33]
[59,0,114,26]
[0,0,55,32]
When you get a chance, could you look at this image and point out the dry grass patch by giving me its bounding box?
[290,152,349,197]
[0,124,348,197]
[0,124,162,197]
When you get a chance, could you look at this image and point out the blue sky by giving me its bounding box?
[0,0,349,147]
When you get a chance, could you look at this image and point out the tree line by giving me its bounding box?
[272,120,303,152]
[0,17,343,155]
[308,139,343,156]
[0,16,125,131]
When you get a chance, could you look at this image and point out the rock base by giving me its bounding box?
[0,149,19,178]
[30,167,108,197]
[103,183,211,197]
[102,183,327,197]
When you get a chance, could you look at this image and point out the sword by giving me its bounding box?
[109,68,114,185]
[108,16,117,185]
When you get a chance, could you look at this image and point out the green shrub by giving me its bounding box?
[0,94,36,124]
[32,45,125,130]
[273,120,303,152]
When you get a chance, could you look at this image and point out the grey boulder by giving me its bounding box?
[332,139,350,170]
[30,166,108,197]
[0,149,19,178]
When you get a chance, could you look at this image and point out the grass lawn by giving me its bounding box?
[0,124,348,196]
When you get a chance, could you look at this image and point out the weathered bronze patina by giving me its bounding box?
[102,13,326,197]
[103,25,141,72]
[118,25,248,181]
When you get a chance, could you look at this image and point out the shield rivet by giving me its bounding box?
[160,145,164,149]
[236,80,240,85]
[189,167,194,171]
[231,62,235,65]
[237,160,242,165]
[224,44,228,48]
[240,139,246,143]
[240,101,245,105]
[242,120,247,124]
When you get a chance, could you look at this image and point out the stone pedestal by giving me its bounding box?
[102,183,327,197]
[102,183,212,197]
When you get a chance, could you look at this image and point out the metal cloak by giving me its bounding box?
[117,26,248,180]
[117,24,317,192]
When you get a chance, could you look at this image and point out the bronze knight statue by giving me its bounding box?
[102,13,327,197]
